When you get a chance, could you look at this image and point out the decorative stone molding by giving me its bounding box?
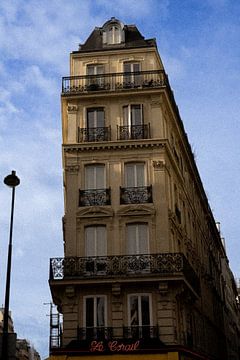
[153,160,165,170]
[112,283,121,297]
[65,165,79,173]
[117,204,155,217]
[65,286,75,298]
[67,104,78,113]
[77,206,114,219]
[64,141,166,153]
[150,96,163,107]
[158,281,168,295]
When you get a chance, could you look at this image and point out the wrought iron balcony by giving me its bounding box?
[120,185,152,204]
[78,126,111,142]
[62,70,167,94]
[77,326,159,341]
[79,188,111,206]
[49,253,200,294]
[117,124,150,140]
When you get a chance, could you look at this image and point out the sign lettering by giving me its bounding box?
[90,340,140,353]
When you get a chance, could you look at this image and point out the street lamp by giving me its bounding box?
[1,171,20,360]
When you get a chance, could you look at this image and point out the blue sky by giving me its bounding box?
[0,0,239,358]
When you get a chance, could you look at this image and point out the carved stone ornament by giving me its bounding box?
[65,286,75,298]
[77,206,114,219]
[153,160,165,170]
[65,165,79,173]
[112,283,121,297]
[158,281,168,295]
[151,95,162,107]
[67,104,78,113]
[117,204,155,217]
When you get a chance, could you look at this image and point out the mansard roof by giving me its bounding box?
[75,17,156,53]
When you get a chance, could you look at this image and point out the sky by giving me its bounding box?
[0,0,239,358]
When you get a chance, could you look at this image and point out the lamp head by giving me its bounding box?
[4,171,20,188]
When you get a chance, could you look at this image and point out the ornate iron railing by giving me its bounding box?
[117,124,150,140]
[120,186,152,204]
[78,126,111,142]
[62,70,166,94]
[49,253,200,294]
[79,188,111,206]
[77,326,158,341]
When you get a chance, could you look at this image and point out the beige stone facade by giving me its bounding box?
[49,18,240,360]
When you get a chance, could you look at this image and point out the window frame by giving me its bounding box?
[84,224,107,257]
[84,163,106,190]
[83,295,107,328]
[126,222,149,255]
[86,107,105,129]
[127,293,152,327]
[124,162,146,187]
[123,104,143,126]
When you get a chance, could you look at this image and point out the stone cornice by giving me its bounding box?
[63,139,167,153]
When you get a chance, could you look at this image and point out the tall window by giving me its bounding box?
[125,162,145,187]
[123,105,143,126]
[126,223,149,255]
[85,225,107,257]
[124,62,141,86]
[87,64,104,88]
[87,108,104,129]
[128,294,152,338]
[84,295,107,339]
[85,164,105,190]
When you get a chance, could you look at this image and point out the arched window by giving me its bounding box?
[102,18,125,45]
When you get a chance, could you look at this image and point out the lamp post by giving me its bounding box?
[1,171,20,360]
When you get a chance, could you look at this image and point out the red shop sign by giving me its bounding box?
[90,340,140,353]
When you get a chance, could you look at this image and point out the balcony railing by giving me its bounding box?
[77,326,159,341]
[78,126,111,142]
[62,70,166,94]
[117,124,150,140]
[120,185,152,204]
[79,188,111,206]
[49,253,200,294]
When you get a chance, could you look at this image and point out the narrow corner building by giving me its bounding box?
[48,18,240,360]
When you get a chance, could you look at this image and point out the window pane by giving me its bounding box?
[96,226,107,256]
[123,105,129,125]
[124,63,131,73]
[125,164,134,187]
[97,297,105,327]
[87,65,95,76]
[130,296,139,326]
[86,298,94,327]
[131,105,142,125]
[85,164,105,189]
[138,224,148,254]
[141,296,150,325]
[87,108,104,128]
[133,63,140,72]
[127,224,137,254]
[136,163,145,186]
[125,163,145,187]
[127,223,148,254]
[87,65,104,75]
[85,227,95,256]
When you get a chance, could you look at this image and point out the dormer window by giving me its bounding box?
[102,18,125,45]
[108,25,121,44]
